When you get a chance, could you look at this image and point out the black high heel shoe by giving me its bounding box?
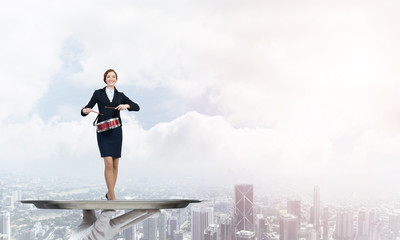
[105,193,109,200]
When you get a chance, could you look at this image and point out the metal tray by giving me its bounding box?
[21,199,201,210]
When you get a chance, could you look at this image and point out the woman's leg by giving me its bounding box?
[112,158,119,192]
[104,157,116,200]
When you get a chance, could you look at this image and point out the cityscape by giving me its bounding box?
[1,173,400,240]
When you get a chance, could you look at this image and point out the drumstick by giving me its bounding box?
[82,107,103,115]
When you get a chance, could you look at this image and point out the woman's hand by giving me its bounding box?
[116,104,130,111]
[82,108,92,114]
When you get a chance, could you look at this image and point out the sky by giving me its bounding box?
[1,0,400,197]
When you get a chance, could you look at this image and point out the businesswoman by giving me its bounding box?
[81,69,140,200]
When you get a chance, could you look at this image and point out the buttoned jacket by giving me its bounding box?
[81,87,139,125]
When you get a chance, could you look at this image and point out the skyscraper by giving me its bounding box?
[389,212,400,237]
[143,216,157,240]
[192,206,214,240]
[0,211,10,240]
[313,185,320,231]
[123,210,136,240]
[235,184,254,232]
[335,210,354,240]
[168,216,178,238]
[307,228,317,240]
[159,211,167,240]
[323,207,329,240]
[357,210,368,240]
[279,214,298,240]
[204,224,219,240]
[287,200,301,228]
[236,230,255,240]
[123,225,135,240]
[368,210,381,240]
[173,230,184,240]
[219,216,234,240]
[309,206,315,225]
[256,214,267,240]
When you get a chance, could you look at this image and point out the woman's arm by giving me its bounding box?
[119,93,140,112]
[81,91,98,116]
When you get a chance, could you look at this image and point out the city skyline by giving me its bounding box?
[2,175,400,239]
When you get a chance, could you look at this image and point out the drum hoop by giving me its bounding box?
[96,118,121,133]
[96,117,119,125]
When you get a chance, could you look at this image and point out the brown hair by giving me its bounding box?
[103,69,118,83]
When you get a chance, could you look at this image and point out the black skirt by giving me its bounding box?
[96,126,122,158]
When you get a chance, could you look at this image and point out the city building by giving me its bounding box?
[313,185,320,232]
[0,211,10,240]
[159,211,167,240]
[357,209,368,240]
[235,184,254,232]
[168,216,178,238]
[309,206,314,225]
[219,215,234,240]
[323,207,329,240]
[173,230,184,240]
[307,228,317,240]
[279,214,298,240]
[256,214,267,240]
[236,230,255,240]
[143,216,157,240]
[368,210,380,240]
[123,225,136,240]
[287,200,301,228]
[204,224,219,240]
[123,210,137,240]
[335,210,354,240]
[192,206,214,240]
[388,211,400,237]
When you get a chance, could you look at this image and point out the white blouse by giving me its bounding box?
[106,88,114,102]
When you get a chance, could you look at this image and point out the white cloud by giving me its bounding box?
[0,111,332,179]
[1,0,400,190]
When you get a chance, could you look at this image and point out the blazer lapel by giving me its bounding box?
[102,86,117,104]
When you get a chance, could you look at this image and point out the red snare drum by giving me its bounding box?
[96,118,121,133]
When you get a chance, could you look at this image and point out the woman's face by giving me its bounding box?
[105,71,117,88]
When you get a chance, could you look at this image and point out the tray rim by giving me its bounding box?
[20,199,202,210]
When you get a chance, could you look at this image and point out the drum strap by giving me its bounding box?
[93,115,99,126]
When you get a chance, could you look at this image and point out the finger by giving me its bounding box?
[110,209,149,228]
[100,209,116,219]
[117,210,160,231]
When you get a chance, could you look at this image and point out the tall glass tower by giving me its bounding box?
[143,216,157,240]
[234,184,254,232]
[279,214,298,240]
[0,211,10,240]
[191,206,214,240]
[335,210,354,240]
[314,185,320,231]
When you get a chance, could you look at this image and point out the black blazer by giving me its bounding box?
[81,87,140,125]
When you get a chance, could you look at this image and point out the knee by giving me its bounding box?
[104,160,113,171]
[113,162,119,171]
[113,159,119,170]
